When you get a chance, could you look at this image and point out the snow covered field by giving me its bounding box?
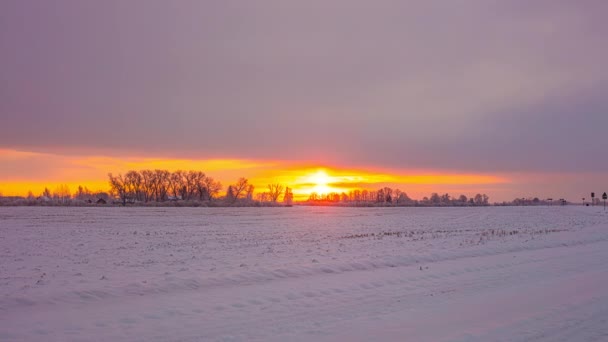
[1,206,608,341]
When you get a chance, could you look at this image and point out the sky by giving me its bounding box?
[1,0,607,202]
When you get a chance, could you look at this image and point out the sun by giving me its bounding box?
[309,170,332,194]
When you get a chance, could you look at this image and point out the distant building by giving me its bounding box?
[96,198,107,205]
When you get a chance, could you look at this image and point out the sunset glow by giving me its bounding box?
[0,148,514,201]
[305,170,333,195]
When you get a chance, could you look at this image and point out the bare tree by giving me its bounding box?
[141,170,154,202]
[188,171,206,200]
[225,185,236,202]
[393,189,401,203]
[267,183,284,202]
[352,189,361,202]
[203,176,222,200]
[472,194,489,206]
[231,178,249,202]
[74,185,93,201]
[398,192,412,205]
[430,193,441,205]
[384,187,393,203]
[376,188,385,203]
[168,170,185,199]
[340,192,349,202]
[152,169,170,201]
[246,184,255,201]
[283,187,294,205]
[125,170,143,201]
[54,184,71,203]
[188,171,207,200]
[256,192,270,202]
[308,192,319,201]
[108,173,128,205]
[361,190,369,202]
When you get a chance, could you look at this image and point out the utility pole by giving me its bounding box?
[591,192,595,206]
[603,192,607,211]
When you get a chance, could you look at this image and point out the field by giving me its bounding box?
[1,206,608,341]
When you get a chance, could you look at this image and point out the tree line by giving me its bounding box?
[108,170,221,204]
[0,169,576,208]
[0,169,293,207]
[108,169,293,206]
[306,188,490,207]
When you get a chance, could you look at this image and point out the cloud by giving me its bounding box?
[1,0,607,174]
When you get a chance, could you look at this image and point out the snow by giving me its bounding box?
[1,206,608,341]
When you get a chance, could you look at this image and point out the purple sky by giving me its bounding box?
[1,1,607,186]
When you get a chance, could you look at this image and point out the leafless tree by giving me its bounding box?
[54,184,71,203]
[225,185,236,202]
[141,170,155,202]
[187,171,205,200]
[168,170,185,199]
[246,184,255,201]
[203,176,222,200]
[153,169,170,201]
[231,178,249,202]
[125,170,144,201]
[74,185,94,201]
[256,192,270,202]
[267,183,284,202]
[283,187,294,205]
[108,173,128,205]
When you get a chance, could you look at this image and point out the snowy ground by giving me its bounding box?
[1,206,608,341]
